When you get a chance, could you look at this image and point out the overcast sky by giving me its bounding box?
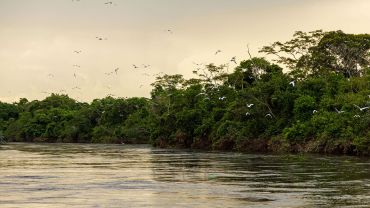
[1,0,370,103]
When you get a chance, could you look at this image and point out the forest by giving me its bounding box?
[1,30,369,155]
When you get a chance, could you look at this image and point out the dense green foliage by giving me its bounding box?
[0,96,151,144]
[1,30,369,155]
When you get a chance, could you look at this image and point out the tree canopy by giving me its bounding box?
[1,30,369,155]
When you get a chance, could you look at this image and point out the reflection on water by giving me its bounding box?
[0,143,369,208]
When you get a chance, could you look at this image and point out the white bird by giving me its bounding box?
[313,110,318,114]
[335,108,345,114]
[247,103,254,108]
[245,112,251,116]
[240,68,248,72]
[289,81,295,87]
[354,115,361,118]
[196,92,207,97]
[219,96,226,100]
[265,113,272,118]
[353,104,370,111]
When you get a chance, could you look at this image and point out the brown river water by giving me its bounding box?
[0,143,369,208]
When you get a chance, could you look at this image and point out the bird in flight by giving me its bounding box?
[165,29,173,34]
[105,1,113,4]
[72,86,81,90]
[354,115,361,118]
[74,50,82,54]
[73,64,81,68]
[219,96,226,100]
[143,64,151,69]
[335,108,345,114]
[265,113,272,118]
[96,36,107,40]
[215,50,222,55]
[246,103,254,108]
[230,57,237,64]
[353,104,369,111]
[114,68,120,74]
[245,112,251,116]
[192,62,204,66]
[47,73,54,78]
[289,81,295,87]
[313,110,318,114]
[133,64,139,69]
[196,92,207,97]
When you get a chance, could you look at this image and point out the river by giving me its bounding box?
[0,143,369,207]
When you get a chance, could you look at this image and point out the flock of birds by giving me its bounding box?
[39,1,172,99]
[31,1,370,114]
[36,1,249,101]
[246,101,370,119]
[41,27,243,100]
[195,78,370,119]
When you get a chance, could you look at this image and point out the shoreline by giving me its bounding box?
[3,138,368,157]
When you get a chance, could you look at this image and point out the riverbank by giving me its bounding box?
[154,135,368,156]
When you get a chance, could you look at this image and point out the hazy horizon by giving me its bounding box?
[1,0,370,103]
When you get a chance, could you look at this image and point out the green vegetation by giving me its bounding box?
[1,30,369,155]
[0,96,151,144]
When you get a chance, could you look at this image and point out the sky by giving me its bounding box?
[0,0,370,103]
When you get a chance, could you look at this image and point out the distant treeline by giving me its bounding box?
[1,30,369,155]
